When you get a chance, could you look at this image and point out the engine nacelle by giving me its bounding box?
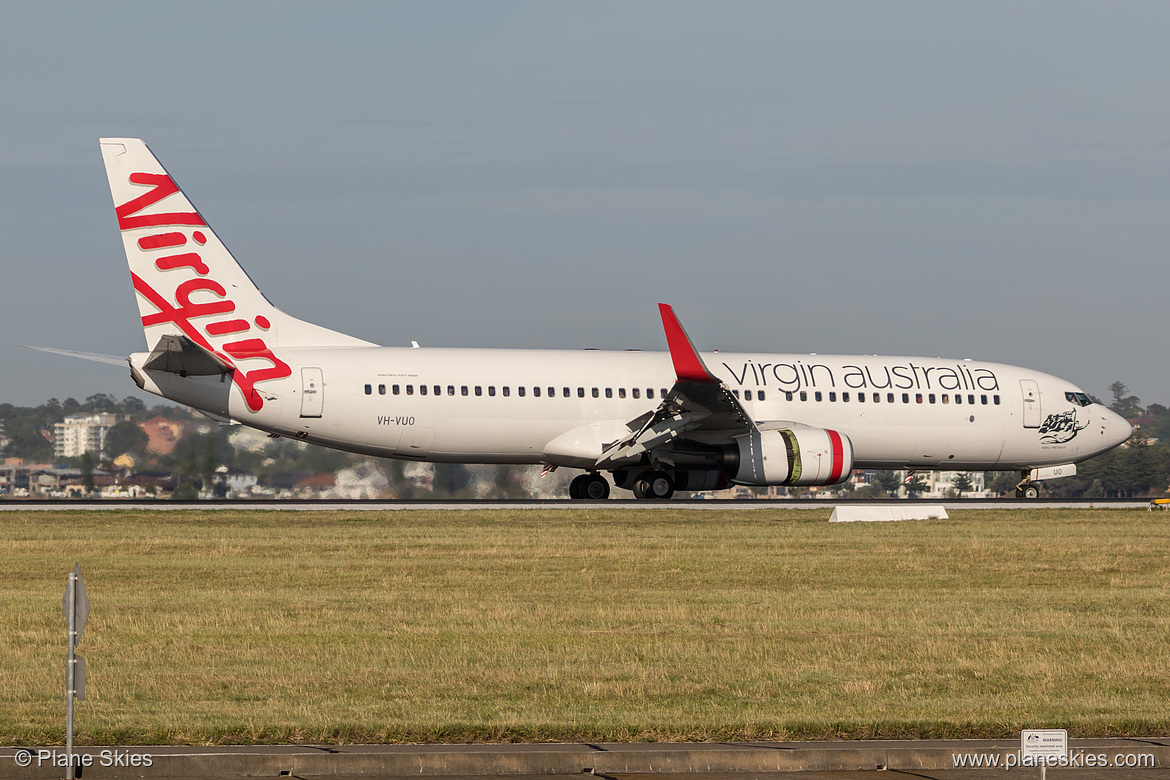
[730,427,854,486]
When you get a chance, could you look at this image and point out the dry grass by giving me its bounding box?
[2,507,1169,744]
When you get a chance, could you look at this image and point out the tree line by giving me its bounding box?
[3,382,1169,499]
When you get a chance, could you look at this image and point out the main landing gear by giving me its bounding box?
[569,473,610,500]
[567,470,676,500]
[632,470,674,500]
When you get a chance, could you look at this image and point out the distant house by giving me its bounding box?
[293,473,336,498]
[139,416,190,456]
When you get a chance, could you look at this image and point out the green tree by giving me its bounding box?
[103,420,148,461]
[80,452,95,495]
[872,470,902,497]
[952,472,974,497]
[1109,381,1143,420]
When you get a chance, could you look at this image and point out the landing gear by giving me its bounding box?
[1016,483,1041,499]
[569,473,610,500]
[1015,470,1041,499]
[633,470,674,500]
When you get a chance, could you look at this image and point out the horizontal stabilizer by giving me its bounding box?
[24,346,127,367]
[143,334,233,376]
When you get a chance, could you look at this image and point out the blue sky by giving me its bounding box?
[2,2,1169,407]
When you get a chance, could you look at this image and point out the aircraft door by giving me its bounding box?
[300,367,324,418]
[1020,379,1041,428]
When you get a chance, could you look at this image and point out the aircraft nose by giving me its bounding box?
[1103,407,1132,450]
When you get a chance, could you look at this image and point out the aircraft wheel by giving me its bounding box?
[648,471,675,499]
[583,473,610,500]
[568,475,587,500]
[1022,483,1040,499]
[634,471,674,500]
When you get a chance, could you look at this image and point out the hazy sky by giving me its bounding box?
[3,2,1169,408]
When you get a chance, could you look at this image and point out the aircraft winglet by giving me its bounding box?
[658,303,719,384]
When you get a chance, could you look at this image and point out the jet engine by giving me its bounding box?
[729,427,854,486]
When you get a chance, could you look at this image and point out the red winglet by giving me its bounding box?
[659,303,719,383]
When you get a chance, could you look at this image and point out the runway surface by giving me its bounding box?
[0,498,1156,510]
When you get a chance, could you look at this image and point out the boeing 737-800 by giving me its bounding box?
[77,138,1130,499]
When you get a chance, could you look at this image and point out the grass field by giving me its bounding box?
[3,507,1169,745]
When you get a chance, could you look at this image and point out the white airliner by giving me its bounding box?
[79,138,1130,499]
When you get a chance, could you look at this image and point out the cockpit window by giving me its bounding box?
[1065,391,1093,407]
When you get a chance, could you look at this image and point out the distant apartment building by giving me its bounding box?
[0,420,7,454]
[53,413,125,459]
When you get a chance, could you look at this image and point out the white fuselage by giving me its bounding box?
[133,346,1130,472]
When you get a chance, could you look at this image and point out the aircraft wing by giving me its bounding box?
[24,346,128,366]
[596,304,755,467]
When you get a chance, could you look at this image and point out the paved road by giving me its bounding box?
[2,739,1168,779]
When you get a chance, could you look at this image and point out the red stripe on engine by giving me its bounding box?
[827,430,845,483]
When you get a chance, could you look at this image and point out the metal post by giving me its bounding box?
[65,565,76,780]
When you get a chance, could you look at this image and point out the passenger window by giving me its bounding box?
[758,390,766,401]
[393,385,400,395]
[488,386,496,397]
[942,394,949,404]
[433,385,440,396]
[563,387,570,398]
[461,386,468,396]
[902,393,910,403]
[981,394,987,404]
[548,387,555,398]
[533,387,540,397]
[857,392,865,403]
[928,394,936,404]
[503,386,511,397]
[661,388,668,398]
[785,391,794,401]
[842,392,849,402]
[447,385,455,396]
[475,386,482,396]
[916,393,923,404]
[815,392,823,402]
[605,388,613,398]
[618,388,626,399]
[968,394,975,404]
[954,394,961,404]
[406,385,414,395]
[733,389,740,399]
[364,384,372,395]
[800,391,808,401]
[378,384,386,395]
[632,388,641,399]
[420,385,428,396]
[829,392,836,402]
[592,388,599,398]
[887,393,895,403]
[518,386,525,397]
[578,387,585,398]
[647,389,655,399]
[993,395,1001,405]
[744,390,752,401]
